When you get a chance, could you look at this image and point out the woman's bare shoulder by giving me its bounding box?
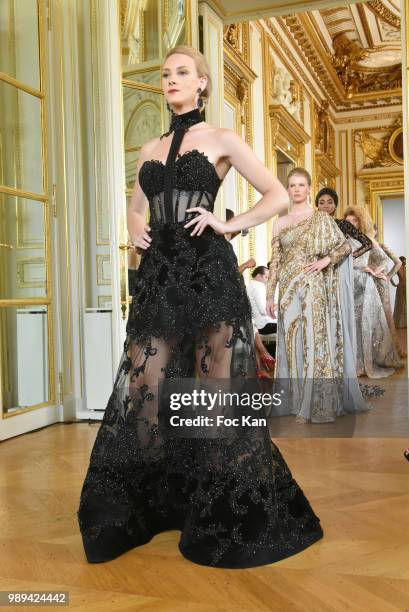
[272,215,289,235]
[139,136,161,158]
[199,126,243,146]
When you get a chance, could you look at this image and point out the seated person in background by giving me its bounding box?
[247,266,277,335]
[225,210,275,377]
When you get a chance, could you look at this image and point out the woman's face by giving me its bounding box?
[346,214,359,229]
[317,194,336,216]
[162,53,207,111]
[287,174,311,205]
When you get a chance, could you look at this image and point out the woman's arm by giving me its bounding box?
[238,258,256,274]
[127,138,159,249]
[328,240,352,266]
[381,244,402,279]
[266,223,282,318]
[304,215,351,275]
[336,219,372,258]
[185,130,289,236]
[221,131,289,232]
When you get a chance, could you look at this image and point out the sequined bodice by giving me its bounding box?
[139,150,221,225]
[279,214,316,266]
[368,245,388,271]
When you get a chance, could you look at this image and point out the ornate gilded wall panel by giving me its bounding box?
[223,36,256,258]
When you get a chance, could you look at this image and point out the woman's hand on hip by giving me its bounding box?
[133,224,152,252]
[304,256,331,275]
[184,207,227,236]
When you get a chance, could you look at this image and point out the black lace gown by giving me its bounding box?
[77,140,323,568]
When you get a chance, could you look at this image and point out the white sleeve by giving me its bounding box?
[252,282,267,317]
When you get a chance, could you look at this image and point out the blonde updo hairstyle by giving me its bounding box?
[286,167,312,186]
[343,205,374,235]
[164,45,212,100]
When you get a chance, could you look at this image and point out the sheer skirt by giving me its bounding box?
[77,225,323,568]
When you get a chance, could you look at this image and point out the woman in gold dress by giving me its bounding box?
[266,168,366,423]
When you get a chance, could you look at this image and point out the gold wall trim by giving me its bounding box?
[57,3,74,396]
[122,79,163,94]
[356,169,404,227]
[265,19,323,112]
[208,0,366,21]
[0,186,47,202]
[355,171,404,241]
[269,104,310,162]
[0,298,51,306]
[223,32,255,259]
[367,0,401,29]
[224,44,257,85]
[333,111,402,124]
[280,13,402,109]
[349,89,402,103]
[0,72,43,98]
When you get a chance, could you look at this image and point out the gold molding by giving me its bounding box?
[333,111,402,124]
[96,254,111,285]
[280,13,402,109]
[223,38,255,260]
[121,79,162,94]
[224,43,257,85]
[16,257,46,288]
[356,169,404,226]
[264,19,323,112]
[0,186,46,202]
[0,72,43,98]
[367,0,401,29]
[315,153,341,189]
[269,104,310,164]
[388,126,404,164]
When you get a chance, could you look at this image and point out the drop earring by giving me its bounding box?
[197,87,204,110]
[166,101,171,112]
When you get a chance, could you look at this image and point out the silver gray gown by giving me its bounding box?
[352,239,403,378]
[335,252,369,411]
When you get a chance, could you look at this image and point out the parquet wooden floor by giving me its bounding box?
[1,420,409,611]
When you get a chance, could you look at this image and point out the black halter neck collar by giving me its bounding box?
[162,108,203,138]
[161,108,204,224]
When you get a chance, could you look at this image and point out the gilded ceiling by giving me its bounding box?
[278,1,402,110]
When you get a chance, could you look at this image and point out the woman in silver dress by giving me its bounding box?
[367,225,406,358]
[315,188,371,410]
[344,206,403,378]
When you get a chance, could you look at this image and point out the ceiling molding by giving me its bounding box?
[201,0,364,24]
[367,0,401,28]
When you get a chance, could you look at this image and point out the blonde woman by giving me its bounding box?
[266,168,368,423]
[344,206,403,377]
[78,47,323,569]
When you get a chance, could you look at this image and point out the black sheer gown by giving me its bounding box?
[77,109,323,568]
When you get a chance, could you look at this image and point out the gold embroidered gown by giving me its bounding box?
[267,211,364,423]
